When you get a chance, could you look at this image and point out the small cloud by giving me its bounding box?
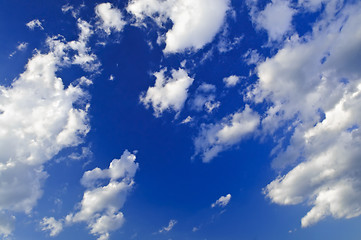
[26,19,43,30]
[159,219,177,233]
[40,217,63,237]
[9,42,28,58]
[243,49,262,65]
[192,226,199,232]
[181,116,193,124]
[211,194,231,208]
[223,75,241,87]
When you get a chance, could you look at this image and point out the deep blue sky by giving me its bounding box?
[1,0,361,239]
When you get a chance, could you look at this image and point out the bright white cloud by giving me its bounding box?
[140,68,194,117]
[26,19,43,30]
[194,105,260,162]
[65,150,139,240]
[211,194,231,208]
[95,3,126,35]
[41,217,63,237]
[0,17,100,236]
[127,0,230,53]
[159,219,177,233]
[223,75,241,87]
[249,1,361,227]
[249,0,295,41]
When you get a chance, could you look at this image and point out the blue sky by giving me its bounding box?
[1,0,361,239]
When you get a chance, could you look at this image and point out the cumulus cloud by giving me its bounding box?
[247,0,361,227]
[194,105,260,162]
[95,3,126,34]
[211,194,231,208]
[40,217,63,237]
[248,0,295,41]
[127,0,230,53]
[159,219,177,233]
[0,17,101,235]
[223,75,241,87]
[26,19,43,30]
[140,68,194,117]
[64,150,139,240]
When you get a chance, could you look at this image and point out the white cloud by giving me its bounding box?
[65,150,139,240]
[243,49,262,65]
[127,0,230,53]
[223,75,241,87]
[95,3,126,35]
[211,194,231,208]
[248,0,295,41]
[159,219,177,233]
[140,68,194,117]
[0,51,90,215]
[9,42,28,58]
[194,105,260,162]
[0,17,101,235]
[41,217,63,237]
[26,19,43,30]
[248,1,361,227]
[16,42,28,51]
[181,116,192,124]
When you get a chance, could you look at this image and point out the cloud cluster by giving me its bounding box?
[42,150,138,240]
[127,0,230,53]
[211,194,231,208]
[65,150,139,240]
[140,68,194,117]
[194,105,260,162]
[95,3,126,35]
[247,1,361,227]
[0,17,101,237]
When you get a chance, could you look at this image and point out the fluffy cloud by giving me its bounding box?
[194,105,260,162]
[95,3,126,34]
[159,219,177,233]
[249,1,361,227]
[64,150,139,240]
[223,75,241,87]
[0,17,100,235]
[247,0,295,41]
[211,194,231,208]
[26,19,43,30]
[127,0,230,53]
[140,68,194,117]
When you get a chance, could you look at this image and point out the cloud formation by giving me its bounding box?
[26,19,43,30]
[194,105,260,162]
[140,68,194,117]
[211,194,231,208]
[247,0,361,227]
[127,0,230,53]
[95,3,126,35]
[159,219,177,233]
[64,150,139,240]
